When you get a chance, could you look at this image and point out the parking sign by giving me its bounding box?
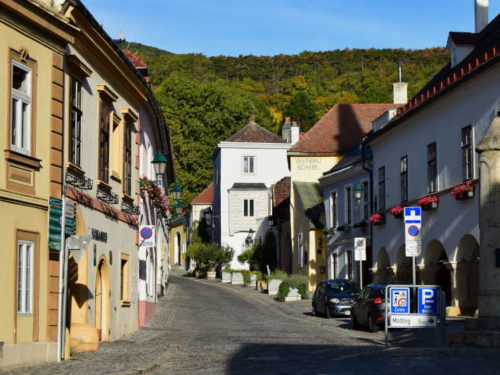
[390,288,410,314]
[418,287,439,315]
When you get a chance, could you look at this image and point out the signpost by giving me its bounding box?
[404,207,421,285]
[354,237,366,287]
[139,225,155,248]
[390,287,410,314]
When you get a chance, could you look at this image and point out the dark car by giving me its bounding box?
[350,283,388,332]
[312,280,360,318]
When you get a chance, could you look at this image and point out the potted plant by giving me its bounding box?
[266,270,288,296]
[221,266,232,283]
[389,205,405,219]
[417,195,439,210]
[369,213,385,225]
[276,274,308,302]
[451,181,474,200]
[186,242,234,280]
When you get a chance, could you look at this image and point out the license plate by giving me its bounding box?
[344,310,351,315]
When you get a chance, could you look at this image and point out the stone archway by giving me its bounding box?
[95,258,110,341]
[423,240,452,306]
[394,245,412,283]
[373,248,393,283]
[455,234,479,316]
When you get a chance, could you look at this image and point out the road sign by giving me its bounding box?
[139,225,155,248]
[390,287,410,314]
[390,314,437,328]
[418,287,439,315]
[49,197,63,251]
[354,237,366,261]
[404,207,421,223]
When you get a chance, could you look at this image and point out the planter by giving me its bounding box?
[207,271,216,280]
[268,279,283,296]
[393,212,403,219]
[284,287,301,302]
[231,272,244,285]
[422,201,438,210]
[248,273,257,288]
[194,270,202,278]
[455,190,474,201]
[257,279,267,291]
[221,271,231,283]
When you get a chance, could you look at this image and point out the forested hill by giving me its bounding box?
[117,41,448,202]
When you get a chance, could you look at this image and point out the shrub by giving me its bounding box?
[266,269,288,281]
[276,282,290,302]
[241,270,251,286]
[251,271,263,281]
[237,248,254,264]
[187,242,234,271]
[276,274,308,302]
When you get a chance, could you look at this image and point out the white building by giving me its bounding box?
[213,120,291,269]
[367,3,500,316]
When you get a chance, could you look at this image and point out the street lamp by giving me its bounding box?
[170,182,182,201]
[151,151,168,185]
[353,182,366,205]
[245,228,255,248]
[174,201,183,215]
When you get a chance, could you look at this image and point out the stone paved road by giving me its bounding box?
[4,276,500,375]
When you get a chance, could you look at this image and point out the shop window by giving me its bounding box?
[17,240,34,314]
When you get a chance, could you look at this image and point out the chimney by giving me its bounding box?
[290,122,300,145]
[281,117,292,142]
[393,62,407,104]
[475,0,489,33]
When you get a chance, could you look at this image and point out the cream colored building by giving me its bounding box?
[0,0,75,368]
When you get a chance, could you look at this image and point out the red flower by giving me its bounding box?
[451,181,474,198]
[417,195,439,206]
[389,205,404,216]
[369,213,384,224]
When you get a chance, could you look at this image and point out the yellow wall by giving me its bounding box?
[169,221,188,265]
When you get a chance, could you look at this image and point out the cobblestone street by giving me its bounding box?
[5,276,500,375]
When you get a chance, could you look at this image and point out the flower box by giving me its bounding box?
[451,181,475,201]
[417,195,439,210]
[353,221,367,228]
[268,279,283,296]
[221,271,231,283]
[389,205,405,218]
[369,213,385,225]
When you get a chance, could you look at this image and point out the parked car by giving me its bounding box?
[312,280,360,318]
[350,283,388,332]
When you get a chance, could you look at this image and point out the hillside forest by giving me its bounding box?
[117,41,449,202]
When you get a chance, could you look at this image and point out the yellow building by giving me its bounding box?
[0,0,75,368]
[169,216,188,268]
[288,104,395,291]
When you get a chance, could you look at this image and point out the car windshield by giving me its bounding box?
[325,281,360,294]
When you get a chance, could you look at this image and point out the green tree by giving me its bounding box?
[284,91,318,132]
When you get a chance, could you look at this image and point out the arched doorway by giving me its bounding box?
[95,258,110,341]
[374,248,393,283]
[263,231,278,271]
[176,232,182,265]
[455,235,479,315]
[423,240,452,306]
[394,245,412,283]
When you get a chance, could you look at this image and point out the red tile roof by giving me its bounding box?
[122,49,148,69]
[191,183,214,204]
[272,177,290,222]
[226,121,285,143]
[289,104,396,155]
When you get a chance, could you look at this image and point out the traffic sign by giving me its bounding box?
[390,314,437,328]
[404,207,421,223]
[139,225,155,248]
[390,287,410,314]
[354,237,366,261]
[418,287,439,315]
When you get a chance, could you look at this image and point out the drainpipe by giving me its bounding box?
[361,137,373,284]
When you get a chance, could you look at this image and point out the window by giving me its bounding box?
[11,62,32,155]
[333,253,338,279]
[378,167,386,210]
[123,123,132,195]
[345,186,352,224]
[298,232,304,268]
[244,199,254,217]
[362,181,369,220]
[17,241,33,314]
[98,100,112,182]
[346,250,352,279]
[120,254,130,305]
[427,143,437,193]
[331,191,338,228]
[400,156,408,202]
[69,76,82,166]
[243,156,255,174]
[462,126,473,181]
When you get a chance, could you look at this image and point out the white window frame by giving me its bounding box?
[344,184,353,225]
[330,190,338,229]
[244,199,254,217]
[11,61,32,155]
[360,178,370,220]
[17,240,34,314]
[298,232,304,268]
[242,155,255,174]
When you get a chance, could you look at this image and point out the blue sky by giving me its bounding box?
[83,0,500,56]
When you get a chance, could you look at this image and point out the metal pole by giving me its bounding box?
[56,196,67,361]
[412,256,416,285]
[359,260,363,288]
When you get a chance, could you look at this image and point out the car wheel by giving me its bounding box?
[351,313,359,329]
[325,304,332,319]
[368,314,379,333]
[312,303,317,316]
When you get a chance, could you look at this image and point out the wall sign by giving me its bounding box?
[92,228,108,243]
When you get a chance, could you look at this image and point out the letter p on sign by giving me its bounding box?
[418,287,439,315]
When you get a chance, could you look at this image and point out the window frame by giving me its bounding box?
[17,240,34,314]
[242,155,255,174]
[461,125,474,181]
[361,179,369,220]
[346,250,352,280]
[243,199,255,217]
[120,253,130,306]
[123,121,133,196]
[69,76,83,166]
[98,99,113,182]
[344,185,352,225]
[330,190,338,229]
[427,142,437,193]
[378,167,386,211]
[400,155,408,203]
[10,61,32,156]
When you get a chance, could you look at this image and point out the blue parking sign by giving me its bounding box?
[418,287,439,315]
[390,288,410,314]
